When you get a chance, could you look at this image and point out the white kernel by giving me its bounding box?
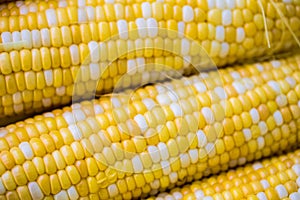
[69,45,80,65]
[189,149,199,164]
[276,94,287,107]
[290,192,300,200]
[142,2,152,18]
[108,184,119,198]
[201,107,215,124]
[252,163,263,170]
[132,155,143,173]
[1,32,12,43]
[12,31,22,46]
[232,81,246,94]
[208,0,215,9]
[216,26,225,42]
[136,18,147,38]
[19,142,34,160]
[169,172,178,184]
[19,5,29,15]
[127,59,137,75]
[195,190,205,199]
[181,38,190,56]
[236,27,245,43]
[78,8,87,23]
[78,0,86,7]
[143,98,156,110]
[260,180,270,189]
[268,80,281,94]
[257,192,268,200]
[161,160,171,175]
[230,71,241,79]
[68,124,82,140]
[275,184,288,198]
[32,30,41,48]
[134,114,148,132]
[205,143,216,157]
[147,18,158,38]
[220,42,229,58]
[286,77,296,88]
[89,63,100,80]
[28,182,44,200]
[117,20,129,40]
[183,5,194,22]
[242,78,255,90]
[271,60,281,68]
[258,121,268,135]
[54,190,68,200]
[250,108,260,124]
[56,86,66,96]
[256,64,264,72]
[148,145,161,163]
[243,128,252,141]
[222,9,232,25]
[86,6,95,21]
[88,41,100,63]
[296,177,300,187]
[180,153,190,168]
[197,130,207,148]
[257,136,265,149]
[273,110,283,126]
[214,86,227,99]
[21,30,32,49]
[216,0,225,9]
[226,0,236,9]
[156,94,171,105]
[178,21,185,38]
[292,164,300,176]
[194,82,207,93]
[170,102,183,117]
[46,9,58,27]
[158,142,169,160]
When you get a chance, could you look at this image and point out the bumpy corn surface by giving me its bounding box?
[150,149,300,200]
[0,0,300,122]
[0,54,299,199]
[0,55,197,125]
[0,0,299,66]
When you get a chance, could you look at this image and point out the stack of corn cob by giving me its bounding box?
[0,0,299,199]
[0,0,300,123]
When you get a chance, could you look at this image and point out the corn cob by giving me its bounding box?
[0,54,299,199]
[0,0,300,122]
[0,0,299,66]
[150,149,300,200]
[0,54,201,126]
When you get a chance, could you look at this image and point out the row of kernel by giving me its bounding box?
[1,1,300,29]
[0,56,188,95]
[0,38,198,74]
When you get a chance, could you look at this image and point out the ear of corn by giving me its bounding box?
[0,0,300,123]
[150,149,300,200]
[0,55,196,125]
[0,54,299,199]
[0,0,299,65]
